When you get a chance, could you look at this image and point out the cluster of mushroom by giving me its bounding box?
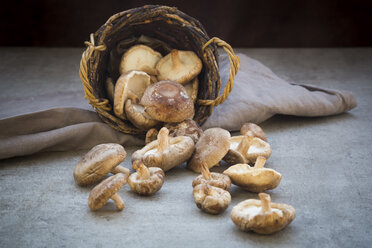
[73,143,165,211]
[107,44,202,130]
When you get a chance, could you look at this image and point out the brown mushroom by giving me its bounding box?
[119,44,162,75]
[128,160,165,195]
[132,127,194,172]
[73,143,130,186]
[156,49,202,84]
[165,119,203,144]
[240,123,267,141]
[140,80,194,122]
[125,99,159,130]
[223,156,281,192]
[193,183,231,215]
[231,193,296,234]
[183,77,198,103]
[223,136,272,165]
[145,128,159,144]
[113,70,151,120]
[88,173,127,211]
[187,128,231,173]
[192,162,231,190]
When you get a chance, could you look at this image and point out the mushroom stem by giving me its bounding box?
[254,156,266,169]
[111,166,130,178]
[236,136,251,156]
[200,162,211,180]
[157,127,169,153]
[259,193,272,213]
[133,160,151,180]
[171,49,182,70]
[127,91,140,104]
[111,193,125,211]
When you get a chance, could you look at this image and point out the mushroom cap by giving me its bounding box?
[125,99,159,130]
[187,128,231,173]
[240,123,267,141]
[140,80,194,122]
[88,173,127,210]
[128,167,165,195]
[192,172,231,190]
[165,119,203,144]
[119,44,162,75]
[105,77,115,103]
[114,70,151,120]
[156,49,202,84]
[193,184,231,214]
[231,194,296,234]
[223,163,281,192]
[225,136,272,165]
[184,77,198,103]
[132,135,194,172]
[145,128,159,144]
[73,143,127,186]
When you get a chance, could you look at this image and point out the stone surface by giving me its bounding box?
[1,48,372,247]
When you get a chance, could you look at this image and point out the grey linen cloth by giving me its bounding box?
[0,53,357,160]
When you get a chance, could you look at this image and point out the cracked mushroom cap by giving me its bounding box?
[223,156,281,192]
[88,173,127,211]
[240,123,267,141]
[224,136,272,165]
[165,119,203,144]
[132,127,194,172]
[128,160,165,195]
[119,44,162,75]
[114,70,151,120]
[231,193,296,234]
[156,49,202,84]
[193,183,231,214]
[125,99,159,130]
[192,162,231,190]
[187,128,231,173]
[140,80,194,122]
[73,143,130,186]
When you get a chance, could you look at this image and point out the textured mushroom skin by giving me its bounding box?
[128,167,165,195]
[193,184,231,214]
[187,128,231,173]
[240,123,267,141]
[140,81,194,122]
[132,136,194,172]
[192,172,231,190]
[165,119,203,143]
[88,173,127,210]
[125,99,159,130]
[73,144,127,186]
[223,163,282,192]
[231,199,296,234]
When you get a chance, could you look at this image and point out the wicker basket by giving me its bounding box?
[79,5,240,135]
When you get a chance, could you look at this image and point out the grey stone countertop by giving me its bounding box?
[0,47,371,248]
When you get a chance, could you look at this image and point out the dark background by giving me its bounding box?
[1,0,371,47]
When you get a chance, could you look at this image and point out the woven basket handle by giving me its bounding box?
[199,37,240,108]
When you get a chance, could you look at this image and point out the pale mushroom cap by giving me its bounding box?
[192,172,231,190]
[184,77,198,103]
[125,99,159,130]
[140,80,194,122]
[187,128,231,173]
[119,44,162,75]
[231,197,296,234]
[240,123,267,141]
[223,163,282,192]
[132,135,194,172]
[105,77,115,103]
[228,136,272,164]
[156,50,202,84]
[114,70,151,120]
[165,119,203,144]
[88,173,127,210]
[73,144,127,186]
[193,184,231,214]
[128,167,165,195]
